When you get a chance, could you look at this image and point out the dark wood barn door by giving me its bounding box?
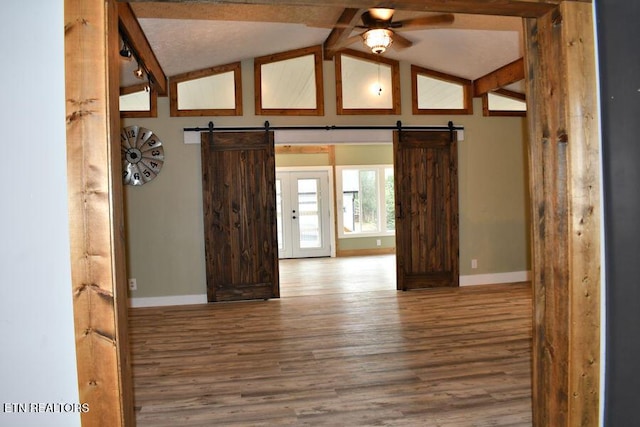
[201,131,279,302]
[394,130,459,291]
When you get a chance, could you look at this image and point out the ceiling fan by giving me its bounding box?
[341,8,455,54]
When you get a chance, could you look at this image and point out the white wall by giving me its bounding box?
[0,2,80,426]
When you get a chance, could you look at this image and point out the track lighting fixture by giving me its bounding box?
[134,65,144,79]
[119,42,132,59]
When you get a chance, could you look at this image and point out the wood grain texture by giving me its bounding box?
[127,0,563,18]
[201,131,280,302]
[118,2,168,95]
[65,0,134,425]
[323,8,365,59]
[394,131,459,291]
[524,2,600,426]
[275,145,331,155]
[281,255,397,297]
[130,257,532,426]
[525,12,568,425]
[561,2,601,423]
[61,1,601,426]
[473,58,525,97]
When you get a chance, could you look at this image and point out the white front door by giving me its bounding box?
[276,170,332,259]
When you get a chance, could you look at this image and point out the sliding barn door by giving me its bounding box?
[394,130,459,291]
[201,131,279,302]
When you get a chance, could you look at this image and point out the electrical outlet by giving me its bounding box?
[471,259,478,269]
[376,239,382,246]
[128,278,137,291]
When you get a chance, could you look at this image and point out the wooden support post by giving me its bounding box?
[473,58,525,97]
[118,2,168,95]
[323,8,363,60]
[65,0,134,425]
[524,2,600,426]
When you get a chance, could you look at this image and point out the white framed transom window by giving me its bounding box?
[336,165,395,238]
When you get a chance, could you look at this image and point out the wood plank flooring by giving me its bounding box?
[279,255,397,297]
[129,256,532,426]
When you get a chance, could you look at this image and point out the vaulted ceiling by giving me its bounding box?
[119,1,547,94]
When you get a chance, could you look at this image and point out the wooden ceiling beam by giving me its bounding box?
[473,58,525,96]
[126,0,574,18]
[323,8,364,60]
[118,3,168,95]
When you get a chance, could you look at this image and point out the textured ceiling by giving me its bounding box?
[120,4,524,90]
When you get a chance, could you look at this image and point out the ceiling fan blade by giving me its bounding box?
[336,33,365,50]
[391,32,413,50]
[393,13,455,30]
[368,8,394,21]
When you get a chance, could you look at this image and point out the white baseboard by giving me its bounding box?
[129,294,207,308]
[460,270,531,286]
[129,272,531,307]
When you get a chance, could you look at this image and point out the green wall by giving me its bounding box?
[123,59,530,299]
[276,153,329,167]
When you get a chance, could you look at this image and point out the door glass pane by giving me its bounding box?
[276,179,284,250]
[297,179,321,248]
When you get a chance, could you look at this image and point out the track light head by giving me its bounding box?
[119,44,132,59]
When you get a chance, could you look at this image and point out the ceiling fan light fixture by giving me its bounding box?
[362,29,393,55]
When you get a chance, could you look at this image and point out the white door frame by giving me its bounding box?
[276,166,336,258]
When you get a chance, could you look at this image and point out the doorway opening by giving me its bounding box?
[276,168,333,259]
[275,142,399,297]
[64,2,601,425]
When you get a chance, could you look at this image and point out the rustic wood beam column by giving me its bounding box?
[473,58,524,96]
[126,0,559,18]
[524,2,600,426]
[65,0,134,425]
[118,2,168,95]
[323,8,363,60]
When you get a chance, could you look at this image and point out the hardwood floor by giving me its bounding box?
[279,255,397,297]
[129,256,532,426]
